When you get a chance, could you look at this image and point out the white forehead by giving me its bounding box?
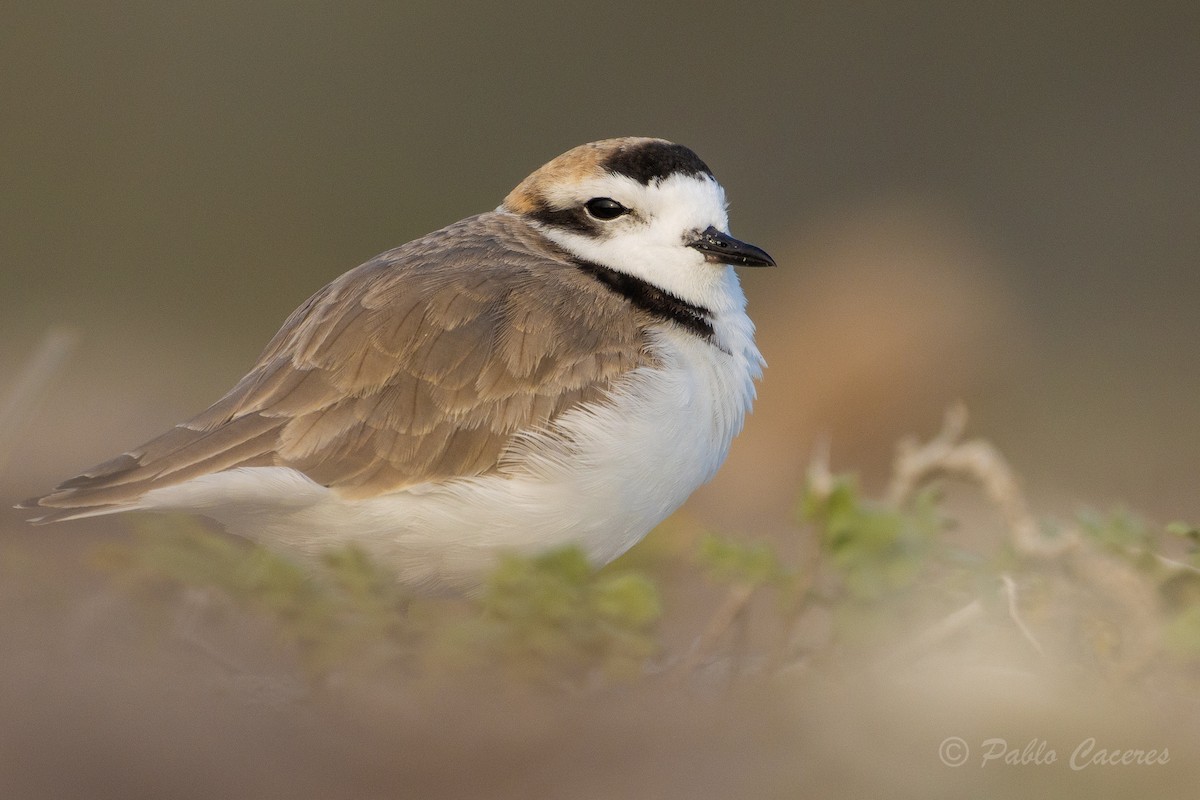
[542,172,730,232]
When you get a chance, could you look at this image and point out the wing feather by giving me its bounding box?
[24,212,652,520]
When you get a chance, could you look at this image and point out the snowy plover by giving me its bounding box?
[23,137,775,590]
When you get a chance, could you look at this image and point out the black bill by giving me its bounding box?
[688,226,776,267]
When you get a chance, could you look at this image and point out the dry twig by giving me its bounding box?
[1001,573,1044,655]
[0,327,79,477]
[677,583,757,681]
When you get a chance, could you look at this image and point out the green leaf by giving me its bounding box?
[697,533,786,587]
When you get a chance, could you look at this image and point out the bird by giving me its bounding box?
[21,137,775,591]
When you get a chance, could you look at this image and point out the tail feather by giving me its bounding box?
[18,501,141,525]
[20,413,286,523]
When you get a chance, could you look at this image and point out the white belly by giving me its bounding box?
[140,327,761,591]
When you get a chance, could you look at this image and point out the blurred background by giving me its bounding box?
[3,2,1199,526]
[2,2,1198,522]
[1,3,1198,798]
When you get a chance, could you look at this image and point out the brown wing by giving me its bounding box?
[25,212,652,519]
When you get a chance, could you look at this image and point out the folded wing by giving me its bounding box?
[23,213,651,521]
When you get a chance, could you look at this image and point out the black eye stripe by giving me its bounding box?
[525,198,630,238]
[526,202,598,235]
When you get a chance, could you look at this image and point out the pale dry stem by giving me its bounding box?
[885,404,1164,679]
[876,599,985,673]
[1001,573,1044,656]
[0,326,79,477]
[688,404,1177,684]
[677,582,757,682]
[886,402,1069,559]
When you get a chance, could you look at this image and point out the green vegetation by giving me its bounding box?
[95,409,1200,689]
[97,516,663,687]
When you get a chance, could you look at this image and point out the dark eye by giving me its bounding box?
[584,197,628,220]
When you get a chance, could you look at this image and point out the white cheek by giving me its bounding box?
[538,174,737,310]
[544,225,729,310]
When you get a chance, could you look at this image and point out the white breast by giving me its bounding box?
[139,313,762,591]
